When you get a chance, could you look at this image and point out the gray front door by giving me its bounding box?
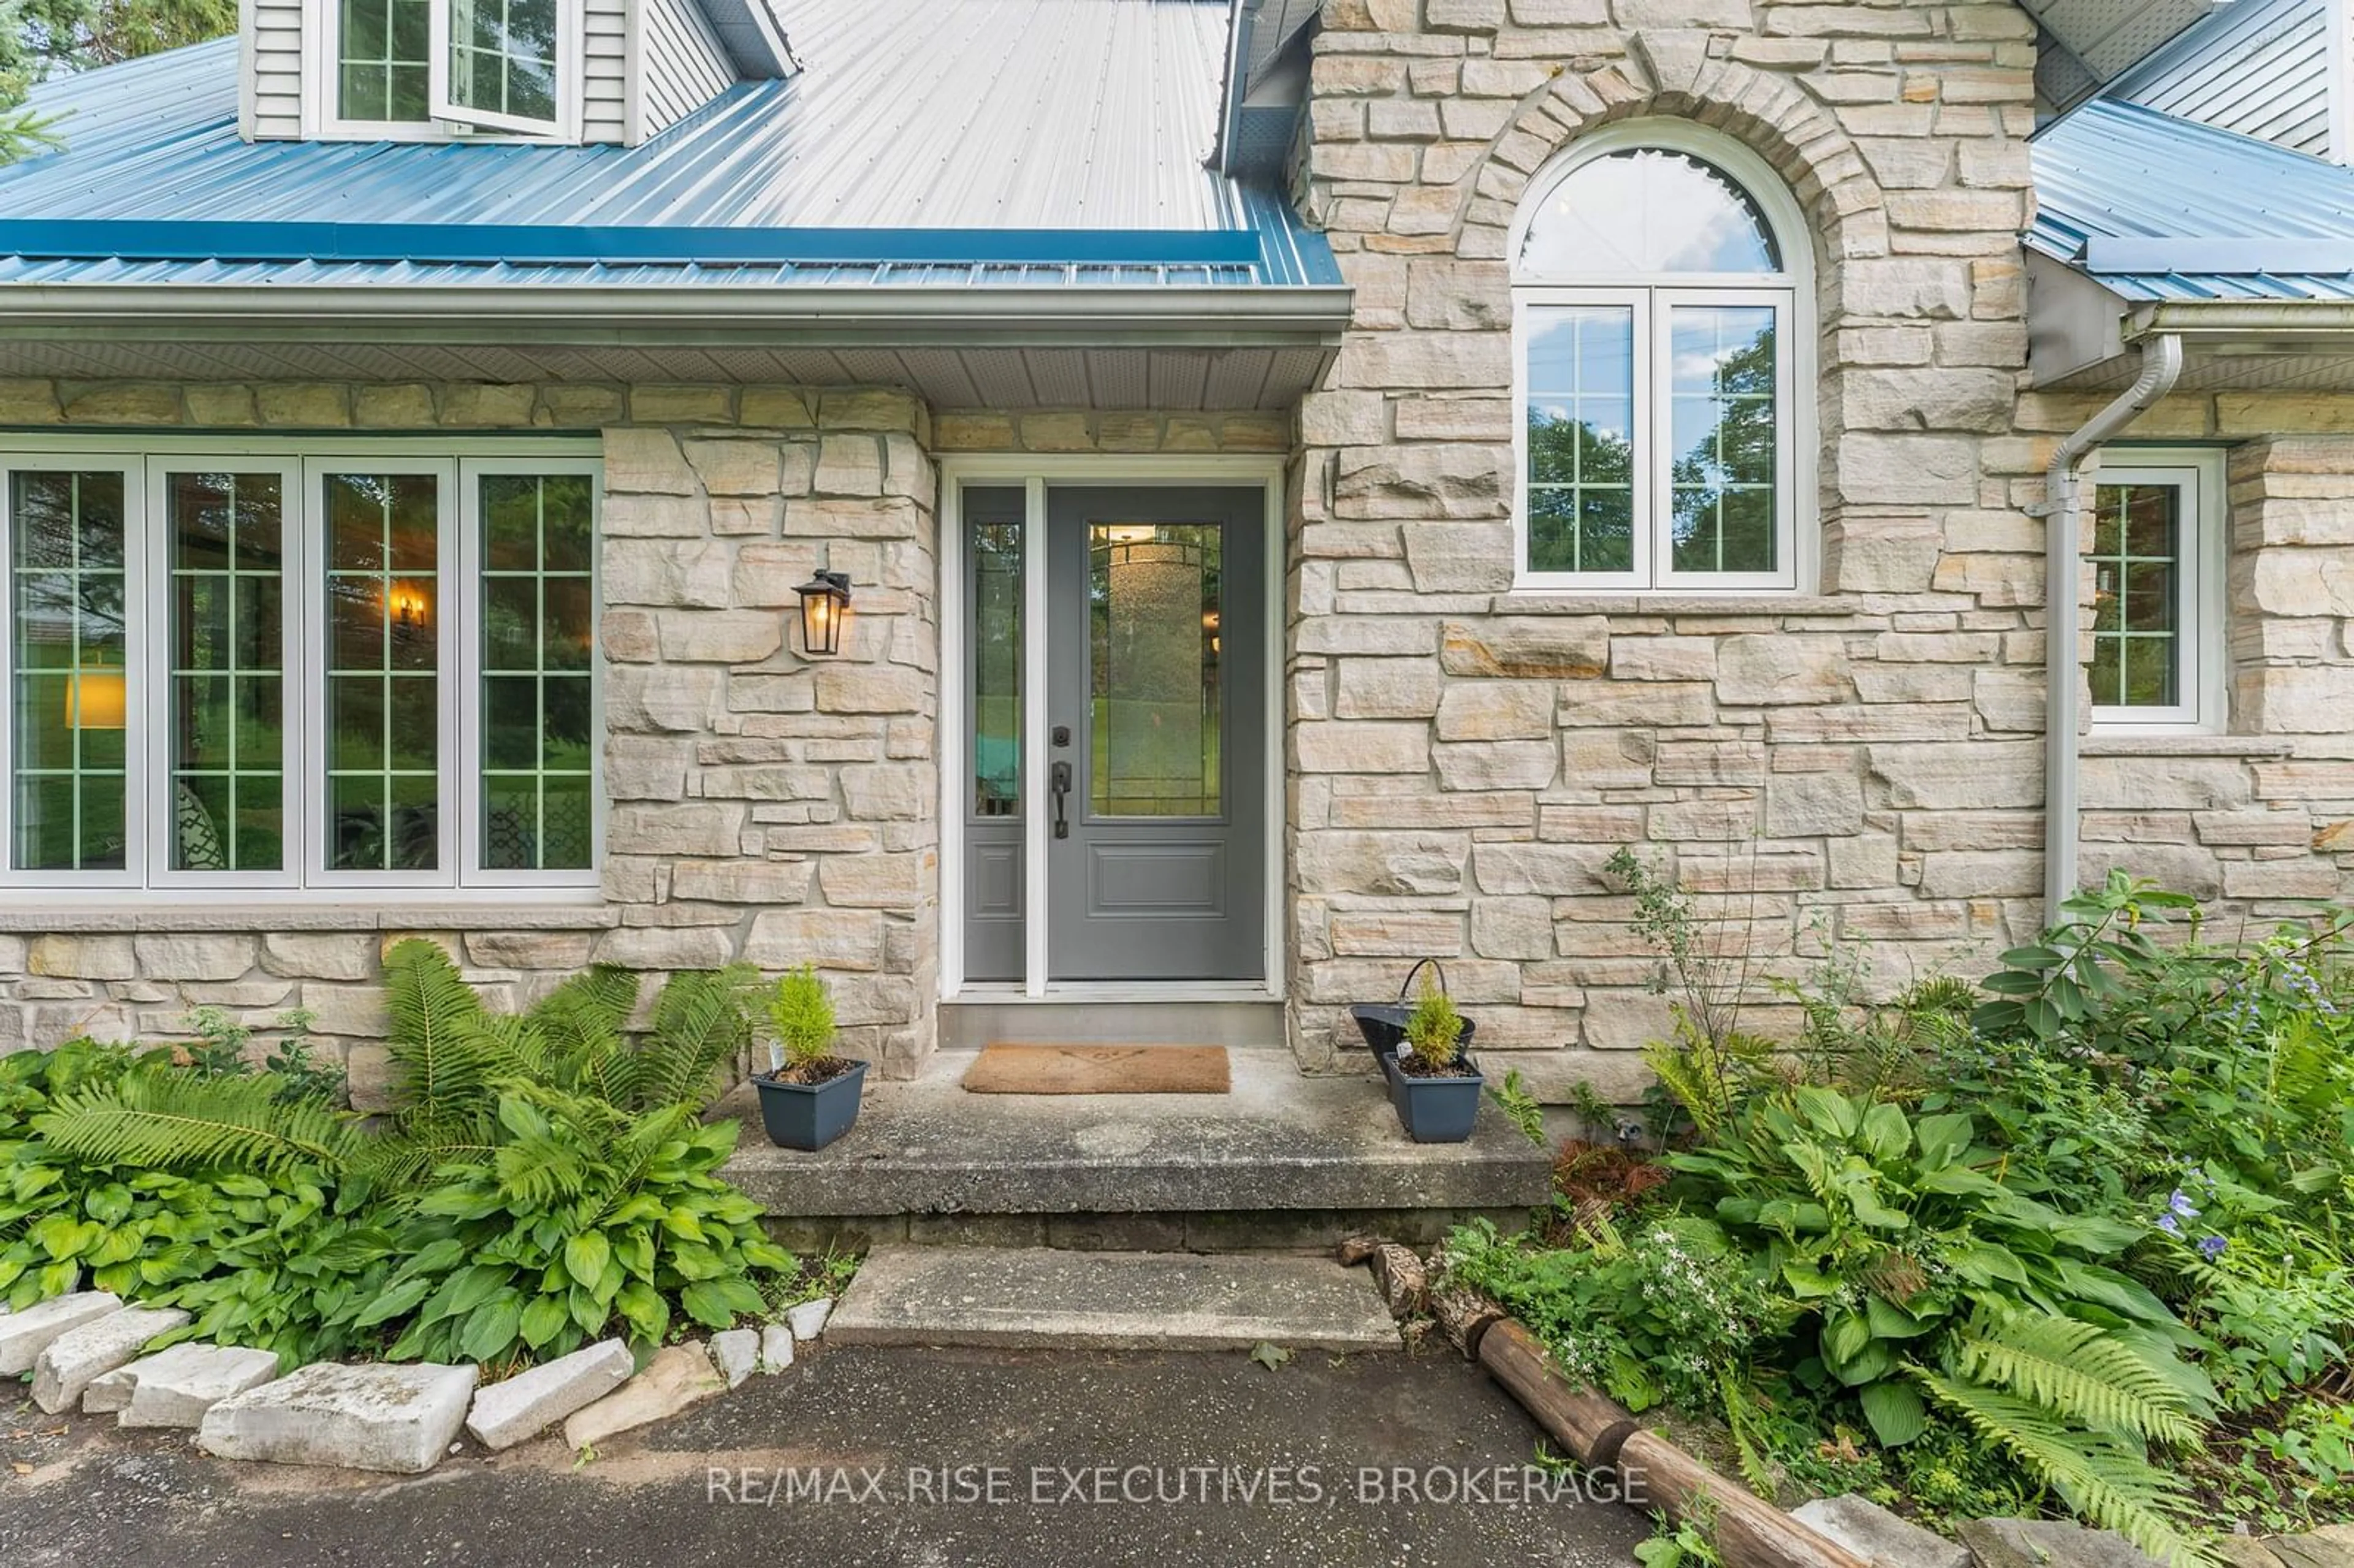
[1044,486,1265,981]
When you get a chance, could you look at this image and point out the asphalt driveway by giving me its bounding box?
[2,1342,1650,1568]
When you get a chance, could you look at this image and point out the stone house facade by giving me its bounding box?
[0,0,2344,1110]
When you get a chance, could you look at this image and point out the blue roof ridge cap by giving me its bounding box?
[0,219,1276,268]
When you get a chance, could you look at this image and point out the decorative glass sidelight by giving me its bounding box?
[1087,522,1222,819]
[969,488,1024,819]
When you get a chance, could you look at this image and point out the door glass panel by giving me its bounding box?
[324,471,440,872]
[1087,522,1221,818]
[478,472,595,871]
[968,486,1024,818]
[1669,303,1778,574]
[2089,482,2181,709]
[1526,305,1636,574]
[10,471,128,871]
[168,471,286,872]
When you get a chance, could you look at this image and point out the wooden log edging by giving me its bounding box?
[1476,1319,1872,1568]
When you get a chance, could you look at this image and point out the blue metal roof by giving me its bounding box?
[2030,97,2354,303]
[0,0,1338,287]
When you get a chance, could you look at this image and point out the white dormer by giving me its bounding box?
[237,0,793,146]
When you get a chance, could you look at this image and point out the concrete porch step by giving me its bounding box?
[827,1244,1400,1352]
[715,1048,1552,1250]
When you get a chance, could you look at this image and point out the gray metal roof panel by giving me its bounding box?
[2032,97,2354,303]
[0,1,1337,287]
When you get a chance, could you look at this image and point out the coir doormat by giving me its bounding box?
[961,1044,1231,1095]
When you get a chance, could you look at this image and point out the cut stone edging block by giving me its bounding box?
[1957,1519,2165,1568]
[710,1329,759,1389]
[88,1343,282,1428]
[465,1339,634,1452]
[562,1342,723,1451]
[1793,1496,1969,1568]
[33,1306,193,1413]
[199,1361,479,1475]
[0,1292,123,1375]
[786,1298,832,1341]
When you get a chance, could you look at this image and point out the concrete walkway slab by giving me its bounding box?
[717,1047,1550,1219]
[828,1244,1401,1352]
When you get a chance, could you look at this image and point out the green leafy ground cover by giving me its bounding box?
[1,940,843,1376]
[1449,862,2354,1563]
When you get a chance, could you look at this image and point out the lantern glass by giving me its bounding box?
[795,571,851,656]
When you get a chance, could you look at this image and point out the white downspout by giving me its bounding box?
[2031,333,2184,922]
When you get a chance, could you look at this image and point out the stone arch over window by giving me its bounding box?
[1510,121,1815,592]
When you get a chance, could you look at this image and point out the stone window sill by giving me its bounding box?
[0,902,618,934]
[1497,593,1856,617]
[2079,734,2293,759]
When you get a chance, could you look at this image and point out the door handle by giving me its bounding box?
[1051,761,1072,840]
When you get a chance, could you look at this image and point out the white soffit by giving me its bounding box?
[2021,0,2220,110]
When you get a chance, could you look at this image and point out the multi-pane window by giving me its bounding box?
[1514,134,1800,590]
[338,0,433,123]
[0,448,600,892]
[332,0,566,134]
[11,473,129,873]
[168,471,288,875]
[2086,454,2222,731]
[442,0,558,129]
[476,471,595,873]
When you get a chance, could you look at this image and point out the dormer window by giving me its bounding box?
[335,0,432,124]
[322,0,571,138]
[282,0,791,146]
[434,0,562,133]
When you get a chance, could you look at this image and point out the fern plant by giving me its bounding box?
[1909,1314,2206,1565]
[26,940,791,1367]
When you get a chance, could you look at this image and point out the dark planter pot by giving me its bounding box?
[753,1059,869,1151]
[1377,1047,1484,1144]
[1349,1003,1478,1064]
[1348,957,1476,1064]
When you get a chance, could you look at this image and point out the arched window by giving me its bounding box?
[1512,125,1808,591]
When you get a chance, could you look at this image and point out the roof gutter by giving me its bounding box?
[0,282,1357,349]
[2028,332,2183,924]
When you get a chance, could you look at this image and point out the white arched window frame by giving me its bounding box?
[1510,121,1816,593]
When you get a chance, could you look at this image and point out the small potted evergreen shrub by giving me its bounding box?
[1356,963,1484,1143]
[752,965,867,1151]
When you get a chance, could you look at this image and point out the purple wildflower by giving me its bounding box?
[2198,1235,2228,1260]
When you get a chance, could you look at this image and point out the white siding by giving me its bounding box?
[242,0,306,140]
[636,0,736,142]
[2114,0,2332,157]
[583,0,630,143]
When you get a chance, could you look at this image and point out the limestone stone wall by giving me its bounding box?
[1286,0,2051,1080]
[0,378,945,1083]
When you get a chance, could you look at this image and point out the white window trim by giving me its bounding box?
[302,0,582,142]
[1507,118,1818,595]
[2085,447,2227,734]
[0,436,603,900]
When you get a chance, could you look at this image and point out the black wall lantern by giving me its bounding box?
[794,568,853,656]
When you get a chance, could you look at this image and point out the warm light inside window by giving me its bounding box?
[64,669,126,730]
